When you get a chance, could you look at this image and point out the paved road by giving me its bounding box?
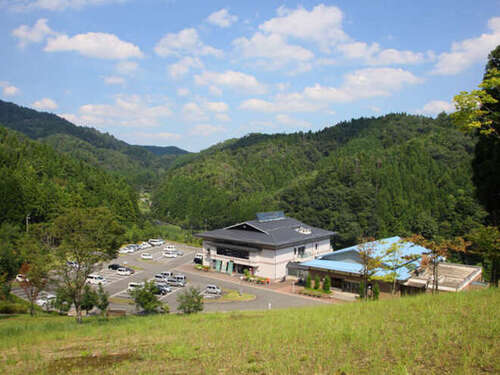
[13,241,325,314]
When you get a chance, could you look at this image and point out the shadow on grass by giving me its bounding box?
[47,352,142,374]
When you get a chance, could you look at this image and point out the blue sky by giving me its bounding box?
[1,0,499,151]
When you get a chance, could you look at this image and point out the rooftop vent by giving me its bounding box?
[295,226,312,235]
[256,211,286,222]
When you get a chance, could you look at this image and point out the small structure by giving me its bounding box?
[299,236,482,295]
[195,211,335,280]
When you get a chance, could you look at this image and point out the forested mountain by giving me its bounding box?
[0,126,140,228]
[0,100,189,187]
[153,113,487,247]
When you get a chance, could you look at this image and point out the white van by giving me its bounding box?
[163,250,177,258]
[127,282,145,293]
[148,239,164,246]
[86,274,106,285]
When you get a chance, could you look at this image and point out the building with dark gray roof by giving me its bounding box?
[195,211,335,280]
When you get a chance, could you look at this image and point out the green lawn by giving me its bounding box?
[204,289,256,303]
[0,289,498,374]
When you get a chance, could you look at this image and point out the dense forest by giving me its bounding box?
[153,113,487,248]
[0,126,141,227]
[0,100,189,188]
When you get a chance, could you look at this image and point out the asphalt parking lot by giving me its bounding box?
[99,241,325,313]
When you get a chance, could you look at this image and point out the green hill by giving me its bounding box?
[0,126,140,227]
[0,100,189,187]
[153,113,486,247]
[0,289,498,374]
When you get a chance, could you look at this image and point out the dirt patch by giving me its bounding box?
[46,352,141,374]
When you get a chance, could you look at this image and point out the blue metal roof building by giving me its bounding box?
[299,236,430,281]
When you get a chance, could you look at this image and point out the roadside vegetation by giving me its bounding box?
[0,289,498,374]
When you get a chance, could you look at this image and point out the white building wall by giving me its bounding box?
[201,238,332,280]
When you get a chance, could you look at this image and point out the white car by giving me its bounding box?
[16,274,28,283]
[139,242,151,250]
[86,274,106,285]
[127,282,144,293]
[35,292,56,308]
[163,250,177,258]
[117,267,132,276]
[119,246,133,254]
[165,244,176,252]
[141,252,153,260]
[148,239,164,246]
[205,284,222,295]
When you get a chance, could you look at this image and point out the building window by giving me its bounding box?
[298,246,305,257]
[315,243,318,250]
[216,247,249,259]
[294,248,297,255]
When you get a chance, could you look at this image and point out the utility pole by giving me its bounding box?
[26,213,30,233]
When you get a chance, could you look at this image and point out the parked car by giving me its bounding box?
[163,250,177,258]
[86,274,106,285]
[117,267,133,276]
[141,252,153,260]
[160,271,173,279]
[108,263,121,270]
[119,246,133,254]
[153,285,170,295]
[194,253,203,264]
[173,274,186,283]
[175,250,184,257]
[35,292,56,308]
[166,277,185,287]
[148,239,164,246]
[16,274,28,283]
[205,284,222,295]
[66,261,79,268]
[154,274,167,283]
[165,244,176,251]
[127,282,144,293]
[139,242,151,250]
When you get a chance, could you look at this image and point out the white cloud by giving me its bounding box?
[154,28,222,58]
[416,100,455,116]
[209,85,222,96]
[12,18,57,47]
[207,9,238,28]
[182,102,208,122]
[70,94,172,128]
[241,68,422,112]
[215,113,231,122]
[275,114,311,128]
[189,124,226,137]
[338,41,428,65]
[177,87,190,96]
[168,56,203,79]
[104,76,125,85]
[115,61,138,75]
[9,0,126,12]
[432,17,500,75]
[45,32,143,60]
[204,101,229,113]
[58,113,78,123]
[195,70,267,94]
[32,97,58,110]
[259,4,348,51]
[233,32,314,69]
[0,81,21,96]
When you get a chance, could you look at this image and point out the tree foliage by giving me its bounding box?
[177,287,204,314]
[130,281,166,314]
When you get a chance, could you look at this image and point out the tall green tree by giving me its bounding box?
[357,237,384,300]
[452,45,500,225]
[48,207,124,323]
[466,226,500,286]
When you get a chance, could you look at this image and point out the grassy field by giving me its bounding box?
[0,289,498,374]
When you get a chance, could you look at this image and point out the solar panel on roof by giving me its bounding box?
[256,211,285,222]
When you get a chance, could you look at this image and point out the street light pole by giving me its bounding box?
[26,213,31,233]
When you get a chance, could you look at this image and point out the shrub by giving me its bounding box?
[314,275,320,290]
[177,287,204,314]
[305,274,312,288]
[0,301,28,314]
[323,276,331,293]
[373,283,380,300]
[54,287,72,314]
[81,284,98,315]
[130,281,165,314]
[95,284,109,316]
